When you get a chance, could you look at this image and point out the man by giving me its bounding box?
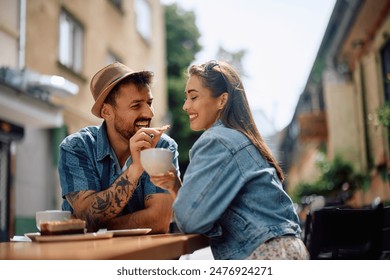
[58,62,179,233]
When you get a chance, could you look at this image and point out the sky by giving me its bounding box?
[161,0,337,131]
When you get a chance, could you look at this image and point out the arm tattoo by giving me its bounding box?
[92,193,111,213]
[68,173,138,231]
[91,174,137,215]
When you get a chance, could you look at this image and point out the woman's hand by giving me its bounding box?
[150,167,182,199]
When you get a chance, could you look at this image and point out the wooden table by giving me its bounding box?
[0,233,210,260]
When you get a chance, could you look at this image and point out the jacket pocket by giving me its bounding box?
[221,208,249,243]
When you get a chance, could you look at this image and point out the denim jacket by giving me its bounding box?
[173,120,301,259]
[58,122,179,215]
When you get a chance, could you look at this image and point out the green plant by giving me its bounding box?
[292,155,370,203]
[377,102,390,127]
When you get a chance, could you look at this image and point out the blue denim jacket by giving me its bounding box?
[58,122,179,215]
[173,120,301,259]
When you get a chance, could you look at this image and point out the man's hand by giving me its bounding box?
[129,125,170,166]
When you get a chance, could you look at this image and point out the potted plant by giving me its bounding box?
[377,102,390,127]
[292,155,370,205]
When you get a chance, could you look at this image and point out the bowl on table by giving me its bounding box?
[35,210,71,231]
[140,148,174,176]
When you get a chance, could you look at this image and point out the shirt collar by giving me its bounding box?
[96,122,113,161]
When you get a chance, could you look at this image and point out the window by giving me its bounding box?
[109,0,123,11]
[380,40,390,147]
[59,10,84,73]
[135,0,152,42]
[381,40,390,102]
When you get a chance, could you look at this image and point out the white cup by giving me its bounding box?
[140,148,174,176]
[35,210,71,231]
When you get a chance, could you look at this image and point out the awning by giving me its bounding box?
[0,82,63,129]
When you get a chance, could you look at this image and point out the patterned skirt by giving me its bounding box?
[246,236,310,260]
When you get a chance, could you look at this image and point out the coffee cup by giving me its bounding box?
[140,148,174,176]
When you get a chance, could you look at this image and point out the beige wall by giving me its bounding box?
[0,0,19,68]
[352,62,369,171]
[287,143,322,193]
[323,9,390,205]
[323,73,363,170]
[25,0,167,133]
[361,53,388,166]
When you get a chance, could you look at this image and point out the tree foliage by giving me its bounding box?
[164,3,202,174]
[377,101,390,127]
[216,47,247,77]
[164,4,248,176]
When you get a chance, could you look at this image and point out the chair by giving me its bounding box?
[381,206,390,259]
[304,202,384,259]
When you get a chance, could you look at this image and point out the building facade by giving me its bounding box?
[280,0,390,207]
[0,0,167,240]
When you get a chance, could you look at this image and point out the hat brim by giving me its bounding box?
[91,71,152,118]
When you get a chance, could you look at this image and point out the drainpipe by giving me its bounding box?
[18,0,26,70]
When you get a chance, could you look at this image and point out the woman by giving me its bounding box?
[151,60,309,260]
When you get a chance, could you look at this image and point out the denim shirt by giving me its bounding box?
[173,120,301,260]
[58,122,179,215]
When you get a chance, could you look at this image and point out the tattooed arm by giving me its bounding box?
[104,193,173,233]
[60,126,176,233]
[65,164,143,232]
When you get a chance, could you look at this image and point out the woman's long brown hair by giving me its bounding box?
[188,60,285,182]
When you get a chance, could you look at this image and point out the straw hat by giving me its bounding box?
[90,62,153,118]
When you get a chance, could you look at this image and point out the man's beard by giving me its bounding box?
[114,115,136,141]
[114,114,150,141]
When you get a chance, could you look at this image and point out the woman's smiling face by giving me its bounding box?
[183,75,225,131]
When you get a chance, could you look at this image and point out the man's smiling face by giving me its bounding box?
[110,82,155,141]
